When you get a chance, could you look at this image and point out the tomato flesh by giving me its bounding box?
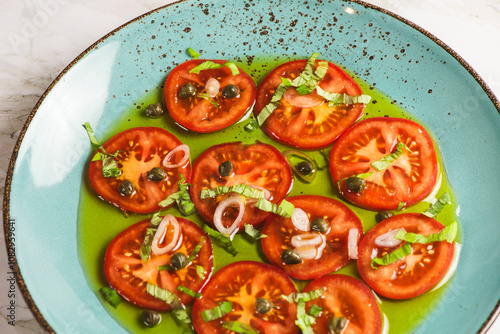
[89,127,191,214]
[261,195,363,280]
[304,274,382,334]
[190,142,293,230]
[329,117,438,210]
[254,59,365,149]
[192,261,299,334]
[164,59,256,133]
[104,218,213,311]
[357,213,454,299]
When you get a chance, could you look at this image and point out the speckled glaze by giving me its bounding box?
[4,0,500,333]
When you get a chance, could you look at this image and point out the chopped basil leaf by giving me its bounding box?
[244,224,267,239]
[146,283,183,310]
[295,300,316,334]
[203,225,238,256]
[371,142,411,172]
[187,47,200,59]
[316,86,371,106]
[308,304,322,317]
[140,227,157,262]
[150,211,163,226]
[255,199,294,218]
[371,242,412,269]
[159,175,196,216]
[423,192,451,218]
[197,93,219,108]
[189,61,240,76]
[271,83,288,102]
[177,285,202,298]
[157,265,172,271]
[201,301,232,322]
[196,265,206,280]
[397,202,406,211]
[395,221,458,244]
[222,321,258,334]
[99,287,122,308]
[83,122,122,178]
[223,62,240,76]
[187,236,206,263]
[200,184,265,199]
[243,118,259,132]
[281,288,325,303]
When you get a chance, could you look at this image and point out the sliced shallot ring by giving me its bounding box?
[315,234,327,260]
[348,228,359,260]
[291,233,326,260]
[374,228,406,248]
[162,144,190,169]
[283,87,324,108]
[213,193,245,239]
[152,214,181,256]
[291,208,310,232]
[205,78,220,97]
[294,246,318,260]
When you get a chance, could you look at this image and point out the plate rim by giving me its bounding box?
[3,0,499,333]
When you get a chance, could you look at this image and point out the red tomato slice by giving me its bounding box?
[89,127,191,214]
[261,195,363,280]
[164,59,256,133]
[304,274,382,334]
[192,261,299,334]
[254,59,365,149]
[104,218,213,311]
[357,213,454,299]
[329,117,438,211]
[190,142,293,230]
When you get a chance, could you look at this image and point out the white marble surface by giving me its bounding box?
[0,0,499,333]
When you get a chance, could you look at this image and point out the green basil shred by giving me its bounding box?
[423,192,451,218]
[201,301,232,322]
[371,242,412,269]
[99,287,122,308]
[140,227,157,262]
[244,223,267,239]
[189,60,240,76]
[177,285,202,298]
[282,288,325,334]
[371,142,411,172]
[158,175,196,216]
[202,225,238,256]
[222,321,258,334]
[200,184,265,199]
[83,122,122,177]
[187,47,200,59]
[395,221,458,244]
[255,199,294,218]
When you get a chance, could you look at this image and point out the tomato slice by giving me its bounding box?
[104,218,213,311]
[164,59,256,133]
[261,195,363,280]
[329,117,438,211]
[89,127,191,214]
[357,213,454,299]
[254,59,365,149]
[303,274,382,334]
[190,142,293,230]
[192,261,299,334]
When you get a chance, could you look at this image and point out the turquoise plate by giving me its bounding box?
[4,0,500,333]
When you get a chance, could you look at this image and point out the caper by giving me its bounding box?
[170,252,188,271]
[144,103,164,119]
[346,176,366,193]
[281,249,302,265]
[218,160,233,177]
[255,297,274,314]
[141,309,161,327]
[310,218,329,233]
[178,83,196,98]
[147,167,167,181]
[119,180,134,197]
[296,161,315,175]
[328,316,347,334]
[376,210,394,223]
[221,84,239,98]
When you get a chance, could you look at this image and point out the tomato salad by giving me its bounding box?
[82,52,461,334]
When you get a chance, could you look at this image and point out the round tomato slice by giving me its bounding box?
[357,213,454,299]
[261,195,363,280]
[329,117,438,211]
[89,127,191,214]
[164,59,256,133]
[192,261,298,334]
[254,59,365,149]
[104,218,213,311]
[303,274,382,334]
[190,142,293,230]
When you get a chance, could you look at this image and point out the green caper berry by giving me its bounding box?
[310,218,329,233]
[255,297,273,314]
[328,316,347,334]
[141,309,161,327]
[147,167,167,181]
[221,84,239,98]
[170,252,188,271]
[144,103,164,119]
[296,161,315,175]
[376,210,394,223]
[218,161,233,177]
[346,176,366,193]
[281,249,302,265]
[119,180,134,197]
[178,83,196,98]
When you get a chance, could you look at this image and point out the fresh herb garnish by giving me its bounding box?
[202,225,238,256]
[222,321,258,334]
[423,192,451,218]
[159,175,196,216]
[255,198,294,218]
[201,301,232,322]
[371,142,411,172]
[177,285,202,298]
[200,184,265,199]
[371,242,412,269]
[244,224,267,239]
[187,47,200,59]
[83,122,121,177]
[395,221,458,244]
[189,60,240,76]
[99,287,122,308]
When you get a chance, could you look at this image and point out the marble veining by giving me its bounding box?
[0,0,499,333]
